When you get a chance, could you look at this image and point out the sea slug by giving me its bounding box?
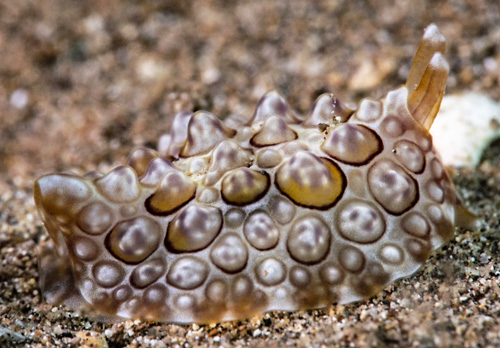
[34,24,474,324]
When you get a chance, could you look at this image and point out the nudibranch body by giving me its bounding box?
[35,25,468,324]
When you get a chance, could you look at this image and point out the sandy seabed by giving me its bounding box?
[1,1,499,347]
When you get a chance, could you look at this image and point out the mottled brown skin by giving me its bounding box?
[34,25,473,324]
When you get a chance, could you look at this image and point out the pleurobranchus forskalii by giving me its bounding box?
[34,24,475,324]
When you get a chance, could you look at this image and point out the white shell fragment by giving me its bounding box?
[430,93,500,167]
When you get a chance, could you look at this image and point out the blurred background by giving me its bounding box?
[1,0,498,190]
